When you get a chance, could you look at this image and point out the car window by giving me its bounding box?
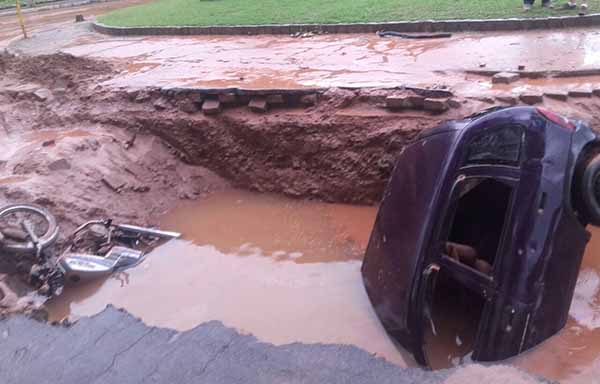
[465,126,522,166]
[441,177,513,275]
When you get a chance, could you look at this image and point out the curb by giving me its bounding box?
[467,68,600,79]
[121,83,600,118]
[131,85,454,99]
[121,85,458,117]
[93,13,600,36]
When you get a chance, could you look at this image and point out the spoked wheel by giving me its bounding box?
[0,204,59,257]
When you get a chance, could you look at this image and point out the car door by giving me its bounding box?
[361,129,459,365]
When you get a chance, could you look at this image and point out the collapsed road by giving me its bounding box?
[1,49,600,383]
[0,306,543,384]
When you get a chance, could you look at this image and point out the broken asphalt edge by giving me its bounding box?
[128,85,453,98]
[93,13,600,36]
[467,67,600,79]
[0,306,551,384]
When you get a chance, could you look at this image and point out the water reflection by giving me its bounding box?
[45,190,407,365]
[44,190,600,380]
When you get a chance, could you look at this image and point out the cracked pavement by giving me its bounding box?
[0,307,548,384]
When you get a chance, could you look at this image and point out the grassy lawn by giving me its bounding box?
[0,0,58,8]
[0,0,22,7]
[98,0,600,27]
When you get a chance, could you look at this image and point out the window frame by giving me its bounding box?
[437,174,518,279]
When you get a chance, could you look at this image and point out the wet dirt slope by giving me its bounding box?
[0,53,230,234]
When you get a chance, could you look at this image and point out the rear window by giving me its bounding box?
[465,126,522,166]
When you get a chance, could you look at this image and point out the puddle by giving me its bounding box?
[45,189,408,365]
[424,226,600,381]
[25,129,92,143]
[44,188,600,378]
[158,192,374,263]
[509,226,600,382]
[59,28,600,91]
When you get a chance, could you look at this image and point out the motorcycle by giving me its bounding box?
[0,204,180,296]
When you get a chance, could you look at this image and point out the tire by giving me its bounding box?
[580,155,600,226]
[0,204,59,256]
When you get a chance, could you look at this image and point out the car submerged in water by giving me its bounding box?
[361,106,600,367]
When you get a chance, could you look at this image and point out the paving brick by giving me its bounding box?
[33,88,53,102]
[385,95,404,109]
[266,94,286,106]
[544,91,568,101]
[568,89,593,98]
[202,99,221,115]
[520,93,543,105]
[249,98,268,113]
[385,95,425,109]
[423,98,449,112]
[496,94,518,105]
[492,72,520,84]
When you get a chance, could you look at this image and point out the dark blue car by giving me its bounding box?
[362,106,600,366]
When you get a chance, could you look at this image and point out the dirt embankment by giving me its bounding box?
[4,53,600,209]
[0,53,230,234]
[0,55,453,205]
[93,93,438,204]
[2,54,477,204]
[74,89,600,204]
[0,53,112,86]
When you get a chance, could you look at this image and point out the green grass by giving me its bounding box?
[0,0,59,8]
[0,0,22,7]
[98,0,600,27]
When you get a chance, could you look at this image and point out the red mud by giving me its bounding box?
[0,51,600,383]
[3,52,600,205]
[0,52,114,89]
[0,51,597,276]
[0,53,228,234]
[55,28,600,93]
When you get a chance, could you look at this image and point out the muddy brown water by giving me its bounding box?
[0,176,27,185]
[510,229,600,383]
[422,226,600,383]
[45,189,600,381]
[45,190,409,365]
